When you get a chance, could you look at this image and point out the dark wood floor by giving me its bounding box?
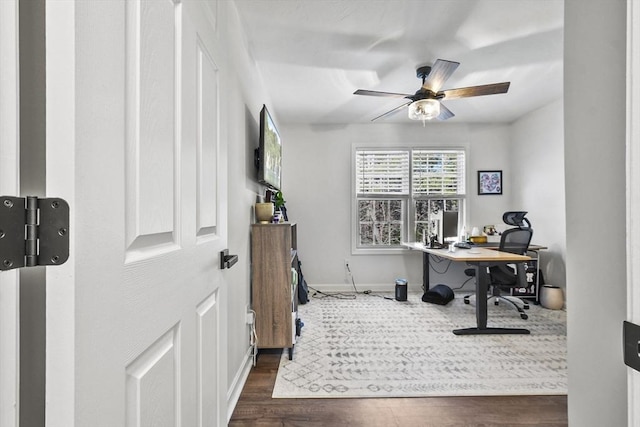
[229,351,568,427]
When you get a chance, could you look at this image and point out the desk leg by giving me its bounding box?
[422,252,430,293]
[476,264,488,329]
[453,262,530,335]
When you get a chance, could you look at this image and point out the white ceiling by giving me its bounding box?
[234,0,564,126]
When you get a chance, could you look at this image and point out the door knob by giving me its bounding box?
[623,321,640,372]
[220,249,238,269]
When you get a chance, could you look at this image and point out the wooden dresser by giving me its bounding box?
[251,223,299,359]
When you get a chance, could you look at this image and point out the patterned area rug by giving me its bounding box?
[272,291,567,398]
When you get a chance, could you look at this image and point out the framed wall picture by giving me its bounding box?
[478,170,503,195]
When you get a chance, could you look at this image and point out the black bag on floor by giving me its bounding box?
[422,284,454,305]
[296,259,309,304]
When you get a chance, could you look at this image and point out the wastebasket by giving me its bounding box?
[395,279,407,301]
[540,285,564,310]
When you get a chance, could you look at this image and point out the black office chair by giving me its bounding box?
[463,212,533,320]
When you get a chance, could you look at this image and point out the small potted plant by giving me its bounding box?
[273,191,287,222]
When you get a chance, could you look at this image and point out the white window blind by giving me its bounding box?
[412,150,465,195]
[355,150,410,194]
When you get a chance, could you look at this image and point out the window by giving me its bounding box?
[354,148,466,250]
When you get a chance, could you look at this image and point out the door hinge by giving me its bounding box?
[0,196,69,271]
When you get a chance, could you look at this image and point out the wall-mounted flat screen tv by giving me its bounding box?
[256,104,282,190]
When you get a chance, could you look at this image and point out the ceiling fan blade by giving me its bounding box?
[439,82,510,100]
[436,103,455,121]
[422,59,460,93]
[371,101,412,121]
[354,89,412,98]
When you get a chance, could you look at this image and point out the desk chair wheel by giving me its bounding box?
[504,296,529,310]
[463,296,471,305]
[520,313,528,320]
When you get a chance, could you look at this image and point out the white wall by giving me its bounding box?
[511,99,567,291]
[222,3,277,406]
[281,123,515,292]
[564,0,628,425]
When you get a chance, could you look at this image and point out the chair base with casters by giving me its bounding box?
[462,267,530,320]
[463,289,530,320]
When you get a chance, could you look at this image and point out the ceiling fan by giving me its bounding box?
[353,59,510,123]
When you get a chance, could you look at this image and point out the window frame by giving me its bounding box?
[351,144,468,255]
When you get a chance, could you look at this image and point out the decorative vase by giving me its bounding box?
[255,202,274,224]
[540,285,564,310]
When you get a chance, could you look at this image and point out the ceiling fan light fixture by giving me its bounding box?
[408,99,440,121]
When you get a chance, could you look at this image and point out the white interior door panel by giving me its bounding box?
[45,1,227,425]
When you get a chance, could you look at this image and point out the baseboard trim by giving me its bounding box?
[308,283,423,295]
[226,346,253,423]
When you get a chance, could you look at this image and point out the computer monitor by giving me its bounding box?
[442,211,459,242]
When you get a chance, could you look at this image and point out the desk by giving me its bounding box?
[403,242,532,335]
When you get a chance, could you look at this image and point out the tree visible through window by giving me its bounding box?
[358,199,403,245]
[355,148,465,249]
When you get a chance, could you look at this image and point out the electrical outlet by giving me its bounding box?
[344,258,351,284]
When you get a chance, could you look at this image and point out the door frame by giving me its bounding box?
[627,0,640,425]
[0,1,20,426]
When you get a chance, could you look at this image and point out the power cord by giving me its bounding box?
[450,275,475,291]
[308,261,397,301]
[429,256,453,274]
[248,309,258,366]
[310,285,356,300]
[346,263,361,293]
[349,263,394,300]
[308,261,359,299]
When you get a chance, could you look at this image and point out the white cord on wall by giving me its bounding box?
[249,309,258,366]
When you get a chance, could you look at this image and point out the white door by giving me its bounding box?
[45,1,228,425]
[0,1,20,426]
[629,1,640,426]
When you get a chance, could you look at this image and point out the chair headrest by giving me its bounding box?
[502,211,531,228]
